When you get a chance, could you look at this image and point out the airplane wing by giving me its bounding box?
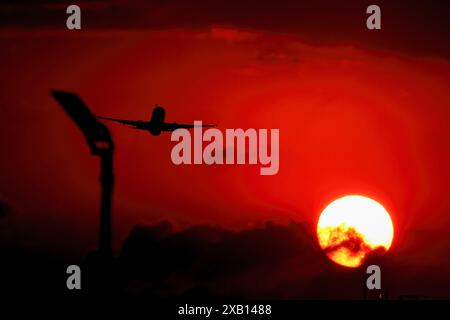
[162,122,217,132]
[96,116,149,130]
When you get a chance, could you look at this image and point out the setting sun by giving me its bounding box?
[317,195,394,268]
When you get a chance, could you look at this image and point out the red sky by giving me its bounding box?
[1,2,450,264]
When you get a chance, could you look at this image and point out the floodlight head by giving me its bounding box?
[51,90,113,155]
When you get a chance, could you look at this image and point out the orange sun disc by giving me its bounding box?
[317,195,394,268]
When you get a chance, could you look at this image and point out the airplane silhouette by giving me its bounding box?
[96,106,216,136]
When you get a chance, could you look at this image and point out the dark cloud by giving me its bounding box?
[118,220,335,298]
[0,200,10,218]
[115,220,450,299]
[0,197,17,222]
[322,226,387,262]
[0,1,449,58]
[1,218,450,298]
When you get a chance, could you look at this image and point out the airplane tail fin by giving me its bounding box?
[150,105,166,124]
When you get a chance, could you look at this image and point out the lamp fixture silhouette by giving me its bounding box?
[52,91,114,258]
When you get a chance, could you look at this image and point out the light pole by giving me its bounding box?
[51,91,114,258]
